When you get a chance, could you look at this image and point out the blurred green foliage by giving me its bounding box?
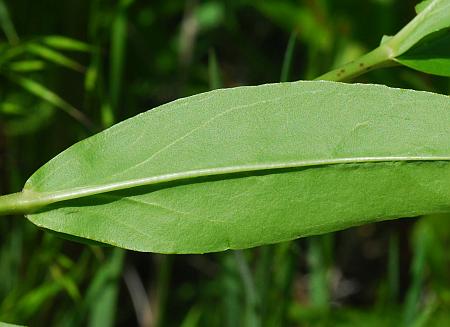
[0,0,449,326]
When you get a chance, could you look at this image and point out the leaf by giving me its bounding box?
[395,28,450,76]
[8,74,94,130]
[0,0,19,45]
[2,101,54,136]
[253,1,330,50]
[26,43,85,72]
[415,0,433,13]
[7,81,450,253]
[317,0,450,81]
[87,249,124,327]
[280,31,297,83]
[7,60,45,72]
[380,35,392,44]
[0,322,26,327]
[109,0,130,119]
[386,0,450,56]
[208,48,223,90]
[40,35,92,52]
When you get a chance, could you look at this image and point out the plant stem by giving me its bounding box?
[315,44,396,81]
[0,192,45,215]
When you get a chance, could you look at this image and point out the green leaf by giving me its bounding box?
[26,43,85,72]
[87,249,124,327]
[253,1,331,50]
[386,0,450,56]
[7,60,45,72]
[280,31,297,83]
[8,74,94,129]
[40,35,92,52]
[5,81,450,253]
[208,49,223,90]
[317,0,450,81]
[415,0,433,14]
[0,0,19,45]
[2,101,54,136]
[109,0,130,121]
[0,322,26,327]
[395,29,450,76]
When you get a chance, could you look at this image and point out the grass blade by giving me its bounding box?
[26,44,85,73]
[8,74,94,130]
[0,0,18,45]
[88,249,124,327]
[41,35,92,52]
[109,0,133,120]
[7,60,45,72]
[208,48,223,90]
[280,31,297,82]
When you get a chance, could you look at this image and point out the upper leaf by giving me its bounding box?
[415,0,434,13]
[24,81,450,253]
[395,28,450,76]
[386,0,450,56]
[318,0,450,81]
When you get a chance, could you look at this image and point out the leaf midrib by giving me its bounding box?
[27,155,450,208]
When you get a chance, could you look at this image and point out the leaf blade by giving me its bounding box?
[8,74,94,129]
[394,29,450,76]
[387,0,450,56]
[23,81,450,253]
[26,43,85,73]
[40,35,92,52]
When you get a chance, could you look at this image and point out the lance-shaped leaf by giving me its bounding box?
[385,0,450,56]
[395,29,450,76]
[2,81,450,253]
[317,0,450,80]
[386,0,450,75]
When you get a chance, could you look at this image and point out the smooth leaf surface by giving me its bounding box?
[23,81,450,253]
[415,0,434,13]
[395,29,450,76]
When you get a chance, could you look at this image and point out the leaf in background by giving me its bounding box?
[280,31,297,82]
[319,0,450,81]
[12,282,62,319]
[7,60,45,72]
[26,43,85,73]
[385,0,450,56]
[8,74,94,129]
[196,1,225,31]
[254,1,330,51]
[109,0,133,121]
[0,0,19,45]
[0,322,26,327]
[41,35,92,52]
[0,46,25,65]
[2,101,54,136]
[87,249,124,327]
[394,29,450,76]
[0,101,23,115]
[11,81,450,253]
[208,48,223,90]
[49,264,81,302]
